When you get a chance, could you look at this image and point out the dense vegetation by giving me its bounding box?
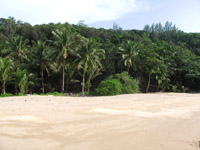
[0,17,200,96]
[95,79,123,96]
[95,72,139,96]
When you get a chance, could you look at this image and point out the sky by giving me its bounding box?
[0,0,200,33]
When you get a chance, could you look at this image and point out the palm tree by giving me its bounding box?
[0,41,6,57]
[77,39,105,96]
[52,27,77,93]
[65,61,80,92]
[0,40,12,58]
[119,40,141,72]
[0,57,14,93]
[14,68,35,94]
[32,40,50,93]
[85,65,102,92]
[7,35,29,64]
[18,71,35,94]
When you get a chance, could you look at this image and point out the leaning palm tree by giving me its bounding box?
[0,57,14,93]
[52,27,77,93]
[77,38,105,96]
[119,40,141,72]
[85,65,103,92]
[32,40,50,93]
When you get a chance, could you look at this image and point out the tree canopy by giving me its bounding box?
[0,17,200,94]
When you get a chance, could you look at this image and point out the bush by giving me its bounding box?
[94,79,123,96]
[0,93,13,97]
[33,92,64,96]
[17,93,25,96]
[33,93,39,95]
[107,71,140,94]
[172,85,188,93]
[46,92,64,96]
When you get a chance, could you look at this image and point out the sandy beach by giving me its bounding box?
[0,93,200,150]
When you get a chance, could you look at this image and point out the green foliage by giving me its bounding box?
[0,93,25,97]
[94,79,123,96]
[113,22,123,31]
[77,38,105,95]
[1,17,200,94]
[0,57,14,93]
[0,93,13,97]
[19,73,28,94]
[52,26,79,93]
[107,72,140,94]
[171,84,188,93]
[16,69,34,94]
[119,40,141,71]
[32,92,64,96]
[31,40,50,93]
[172,85,178,92]
[46,92,64,96]
[17,93,25,96]
[33,93,39,95]
[8,35,29,64]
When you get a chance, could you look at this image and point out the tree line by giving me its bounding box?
[0,17,200,95]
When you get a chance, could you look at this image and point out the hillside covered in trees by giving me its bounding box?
[0,17,200,95]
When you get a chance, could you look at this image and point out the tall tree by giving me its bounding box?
[77,38,105,96]
[0,58,13,93]
[32,40,50,93]
[52,26,77,93]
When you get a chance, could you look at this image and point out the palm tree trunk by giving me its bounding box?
[146,73,151,93]
[62,59,65,93]
[2,81,6,94]
[41,69,44,94]
[82,68,86,96]
[87,85,90,93]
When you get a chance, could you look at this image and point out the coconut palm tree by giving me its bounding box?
[32,40,50,93]
[18,70,35,94]
[85,65,103,92]
[0,41,7,57]
[7,35,29,64]
[119,40,141,72]
[52,27,77,93]
[0,57,14,93]
[77,38,105,96]
[13,68,35,94]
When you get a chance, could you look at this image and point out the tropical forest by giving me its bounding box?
[0,17,200,96]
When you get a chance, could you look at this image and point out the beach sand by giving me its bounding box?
[0,93,200,150]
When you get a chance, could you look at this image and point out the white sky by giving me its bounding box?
[1,0,147,23]
[0,0,200,33]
